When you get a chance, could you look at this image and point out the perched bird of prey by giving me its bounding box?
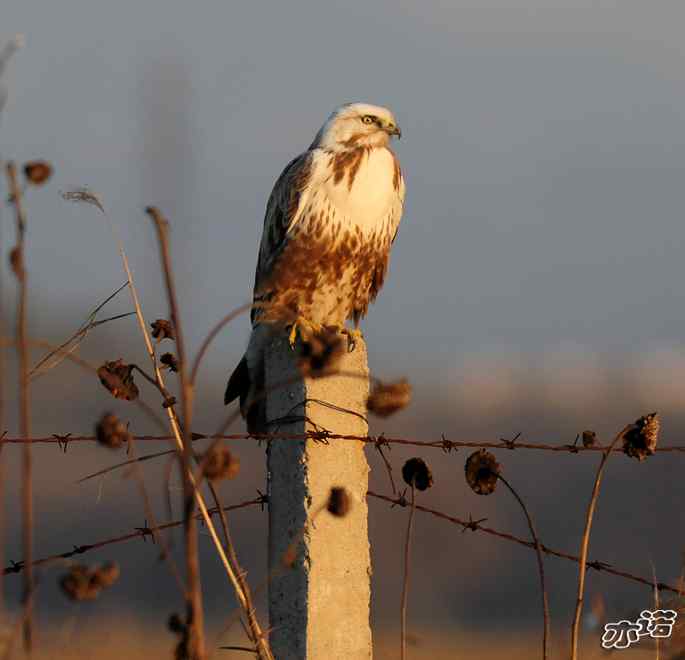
[225,102,405,431]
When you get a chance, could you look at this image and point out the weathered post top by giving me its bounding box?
[265,333,372,660]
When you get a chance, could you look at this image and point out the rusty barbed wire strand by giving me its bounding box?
[2,432,684,452]
[4,489,679,603]
[367,491,682,595]
[1,497,264,577]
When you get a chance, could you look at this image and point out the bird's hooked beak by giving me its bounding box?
[385,123,402,139]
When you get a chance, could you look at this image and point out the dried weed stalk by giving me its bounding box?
[5,162,33,652]
[570,422,632,660]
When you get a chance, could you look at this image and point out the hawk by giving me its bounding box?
[225,102,405,431]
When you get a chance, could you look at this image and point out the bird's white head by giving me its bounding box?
[310,102,401,150]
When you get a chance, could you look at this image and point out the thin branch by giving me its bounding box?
[190,303,252,387]
[0,335,168,432]
[570,425,628,660]
[30,280,131,378]
[400,485,415,660]
[497,474,550,660]
[125,437,186,595]
[6,161,33,653]
[76,448,177,483]
[64,190,274,659]
[147,206,205,660]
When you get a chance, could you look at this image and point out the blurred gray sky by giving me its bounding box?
[2,0,685,647]
[4,0,685,382]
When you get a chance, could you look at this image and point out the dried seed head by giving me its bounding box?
[202,446,240,481]
[151,319,175,341]
[366,379,412,417]
[97,359,139,401]
[401,457,434,491]
[23,160,52,185]
[465,449,501,495]
[95,413,131,449]
[60,565,98,601]
[168,613,186,634]
[160,352,179,373]
[9,247,23,279]
[297,328,345,378]
[582,430,597,448]
[91,561,120,589]
[623,412,660,461]
[59,562,117,601]
[61,187,105,213]
[327,487,352,517]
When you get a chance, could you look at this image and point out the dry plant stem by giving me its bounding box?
[0,173,6,616]
[190,303,252,386]
[6,162,33,652]
[90,198,266,659]
[651,562,660,660]
[29,280,131,378]
[69,194,273,660]
[204,480,264,659]
[146,206,205,659]
[401,484,416,660]
[497,474,550,660]
[0,336,168,432]
[569,425,628,660]
[126,437,186,594]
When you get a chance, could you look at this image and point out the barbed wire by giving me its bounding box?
[4,489,680,598]
[2,497,265,576]
[367,491,682,595]
[2,431,685,453]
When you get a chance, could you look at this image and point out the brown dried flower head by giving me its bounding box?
[168,613,186,634]
[297,328,346,379]
[151,319,175,341]
[91,561,120,589]
[202,446,240,481]
[95,413,131,449]
[582,430,597,448]
[465,449,501,495]
[366,379,412,417]
[9,247,23,279]
[623,412,660,461]
[97,359,139,401]
[402,457,434,491]
[160,352,179,373]
[327,487,352,517]
[23,160,52,186]
[59,562,119,601]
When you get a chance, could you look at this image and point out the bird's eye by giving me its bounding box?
[361,115,375,125]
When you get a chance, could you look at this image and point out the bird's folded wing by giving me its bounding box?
[251,150,319,322]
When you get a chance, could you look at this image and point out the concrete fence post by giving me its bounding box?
[264,333,373,660]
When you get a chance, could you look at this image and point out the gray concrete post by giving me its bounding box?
[264,334,372,660]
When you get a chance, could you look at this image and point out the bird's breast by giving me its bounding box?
[321,147,400,233]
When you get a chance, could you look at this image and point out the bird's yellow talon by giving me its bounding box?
[288,323,299,348]
[287,317,323,349]
[341,327,363,351]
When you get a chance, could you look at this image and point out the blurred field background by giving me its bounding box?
[3,0,685,657]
